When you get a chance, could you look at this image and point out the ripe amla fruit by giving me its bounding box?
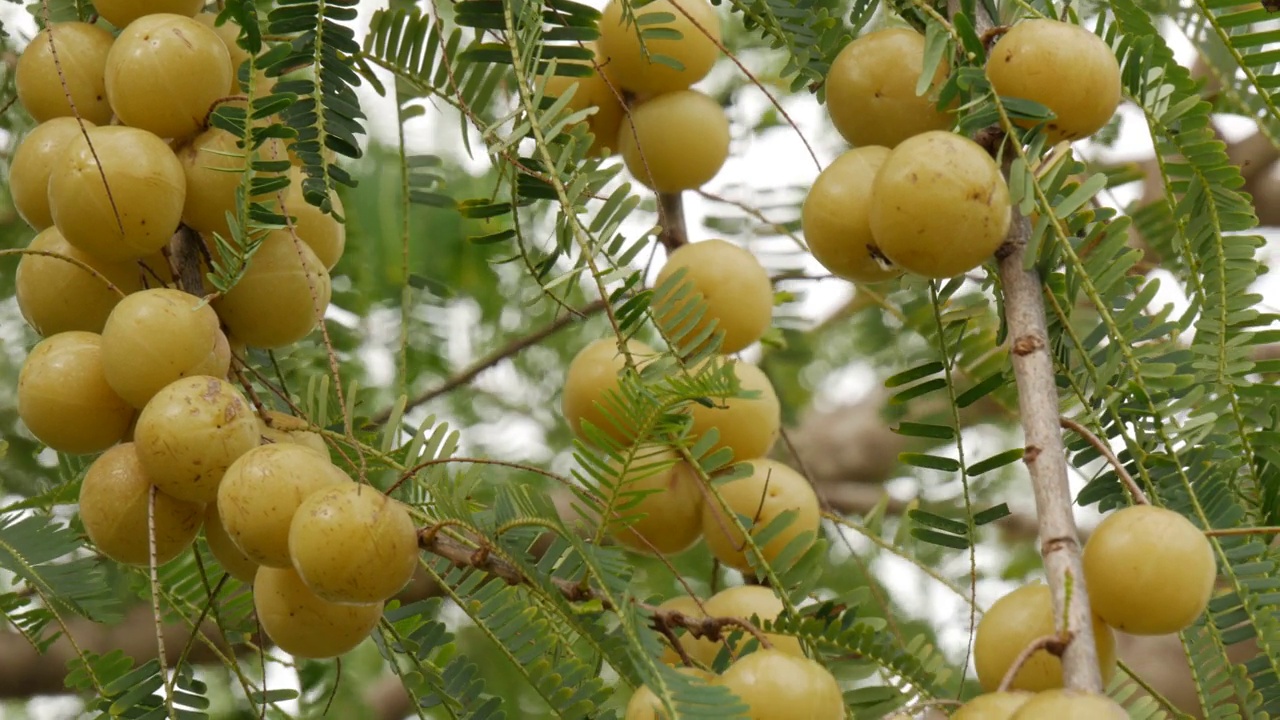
[597,0,721,96]
[95,0,203,28]
[562,337,656,447]
[986,20,1122,143]
[953,691,1034,720]
[869,131,1011,279]
[687,360,780,463]
[698,585,804,663]
[204,502,259,584]
[653,239,773,355]
[1008,689,1127,719]
[15,226,145,336]
[15,22,115,125]
[602,447,702,555]
[1082,504,1216,635]
[718,650,844,719]
[824,28,952,149]
[100,288,225,408]
[177,128,289,240]
[801,146,902,283]
[974,583,1117,692]
[620,90,730,193]
[701,459,821,573]
[254,566,383,659]
[18,331,134,454]
[10,118,94,230]
[539,44,625,157]
[211,229,332,348]
[625,667,717,719]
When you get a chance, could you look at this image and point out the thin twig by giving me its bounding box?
[1060,416,1149,505]
[997,632,1070,692]
[1204,526,1280,537]
[657,193,689,252]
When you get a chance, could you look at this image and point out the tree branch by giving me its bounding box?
[657,192,688,252]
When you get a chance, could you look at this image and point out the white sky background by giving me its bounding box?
[1,1,1278,717]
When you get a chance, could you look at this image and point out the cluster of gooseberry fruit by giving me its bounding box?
[9,2,410,661]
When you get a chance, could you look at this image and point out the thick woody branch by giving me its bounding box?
[657,192,689,252]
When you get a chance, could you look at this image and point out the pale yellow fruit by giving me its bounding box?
[48,125,186,262]
[603,448,702,555]
[802,146,902,283]
[687,361,780,463]
[953,691,1035,720]
[1083,505,1216,635]
[101,288,222,408]
[825,28,953,149]
[598,0,721,96]
[259,410,328,455]
[15,22,115,125]
[562,338,657,447]
[869,131,1011,279]
[974,583,1117,692]
[656,595,708,666]
[653,239,772,355]
[80,443,204,566]
[104,13,232,140]
[95,0,203,28]
[178,127,289,238]
[16,226,145,336]
[1008,689,1127,719]
[254,566,383,659]
[717,650,844,719]
[620,90,730,192]
[279,168,346,270]
[539,44,626,157]
[701,459,821,573]
[986,20,1122,143]
[624,668,717,719]
[189,330,232,380]
[700,585,804,662]
[18,331,134,454]
[194,11,263,95]
[211,230,332,348]
[204,502,259,584]
[11,118,94,230]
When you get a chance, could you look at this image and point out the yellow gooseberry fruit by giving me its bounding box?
[562,338,657,447]
[620,90,730,193]
[289,484,419,604]
[687,360,780,463]
[278,168,346,270]
[656,595,708,665]
[974,583,1117,693]
[94,0,203,28]
[48,125,187,262]
[11,118,94,230]
[15,226,144,336]
[701,585,804,662]
[598,0,721,96]
[134,376,260,504]
[177,127,289,238]
[603,447,702,555]
[204,501,259,584]
[104,13,233,141]
[824,28,953,149]
[259,410,328,455]
[1082,505,1217,635]
[701,459,820,573]
[79,443,204,566]
[869,131,1011,279]
[624,667,717,720]
[100,288,222,408]
[217,444,351,568]
[15,22,115,125]
[189,329,232,379]
[801,146,902,283]
[653,239,772,355]
[193,11,270,96]
[254,565,383,659]
[540,44,626,157]
[953,691,1035,720]
[211,230,332,349]
[717,650,844,720]
[18,331,134,454]
[1008,689,1127,720]
[986,20,1122,143]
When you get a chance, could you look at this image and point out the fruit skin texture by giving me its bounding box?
[18,331,134,454]
[1008,689,1128,719]
[134,376,261,504]
[620,90,730,193]
[49,125,187,262]
[974,583,1117,692]
[16,23,115,125]
[802,146,902,283]
[870,131,1012,279]
[1083,505,1216,635]
[986,20,1122,143]
[687,361,780,464]
[11,118,95,230]
[16,226,145,336]
[701,459,821,573]
[825,28,952,149]
[217,444,350,568]
[604,448,702,555]
[79,443,204,566]
[289,484,419,604]
[717,649,844,719]
[598,0,720,96]
[653,239,773,355]
[204,502,258,584]
[178,128,288,239]
[700,585,804,662]
[211,230,332,348]
[952,691,1035,720]
[254,566,383,659]
[94,0,203,28]
[104,13,232,141]
[562,338,656,446]
[624,667,716,719]
[539,44,625,157]
[101,288,223,408]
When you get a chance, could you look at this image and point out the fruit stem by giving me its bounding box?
[657,192,689,251]
[166,225,208,297]
[1060,416,1149,505]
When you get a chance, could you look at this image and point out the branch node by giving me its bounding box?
[1012,334,1046,356]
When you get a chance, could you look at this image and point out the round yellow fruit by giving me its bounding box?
[94,0,203,28]
[717,650,844,719]
[101,288,223,408]
[104,13,232,141]
[701,459,820,573]
[974,583,1117,693]
[1083,505,1217,635]
[11,118,94,230]
[953,691,1035,720]
[16,226,144,336]
[1008,689,1127,719]
[48,125,187,262]
[189,329,233,380]
[562,338,657,447]
[204,502,259,584]
[211,230,332,348]
[539,44,626,157]
[653,239,772,355]
[15,22,115,125]
[986,20,1122,143]
[603,447,702,555]
[254,566,383,659]
[624,667,716,720]
[178,127,289,238]
[279,168,346,270]
[620,90,730,193]
[79,443,204,566]
[687,360,780,463]
[656,595,708,665]
[259,410,328,455]
[289,484,419,604]
[18,331,134,454]
[597,0,721,96]
[870,130,1011,279]
[701,585,804,662]
[802,146,902,283]
[194,11,261,95]
[825,28,953,149]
